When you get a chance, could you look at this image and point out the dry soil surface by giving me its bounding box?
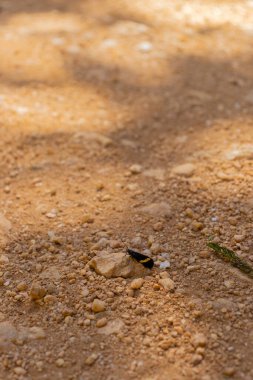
[0,1,253,379]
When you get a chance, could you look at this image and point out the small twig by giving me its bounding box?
[207,242,253,279]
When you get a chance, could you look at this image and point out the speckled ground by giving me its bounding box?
[0,1,253,379]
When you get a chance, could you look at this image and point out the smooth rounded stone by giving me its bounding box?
[130,278,144,290]
[97,319,125,335]
[191,333,207,348]
[30,283,47,300]
[234,234,245,243]
[55,358,65,367]
[85,353,98,366]
[129,164,142,174]
[158,278,175,291]
[13,367,26,375]
[191,221,203,231]
[89,252,150,279]
[96,318,107,328]
[191,354,203,365]
[171,163,196,177]
[92,299,106,313]
[109,240,122,249]
[81,287,89,297]
[159,339,174,350]
[140,202,171,218]
[28,327,46,340]
[223,367,236,376]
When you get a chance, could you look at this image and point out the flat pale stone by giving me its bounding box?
[171,163,196,177]
[97,319,125,335]
[140,202,171,218]
[89,252,149,279]
[225,144,253,160]
[143,168,165,181]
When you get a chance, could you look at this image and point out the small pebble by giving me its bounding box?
[96,318,107,328]
[92,299,106,313]
[191,354,203,365]
[82,214,94,224]
[158,278,175,291]
[223,367,236,376]
[191,333,207,348]
[30,283,47,300]
[172,163,196,177]
[159,261,170,269]
[85,353,98,366]
[130,278,144,290]
[13,367,26,375]
[129,164,142,174]
[55,358,65,367]
[16,282,27,291]
[191,221,203,231]
[234,234,245,243]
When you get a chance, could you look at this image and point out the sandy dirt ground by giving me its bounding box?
[0,0,253,379]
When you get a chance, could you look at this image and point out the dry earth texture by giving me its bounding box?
[0,0,253,379]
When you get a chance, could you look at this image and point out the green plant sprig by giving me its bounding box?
[207,242,253,279]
